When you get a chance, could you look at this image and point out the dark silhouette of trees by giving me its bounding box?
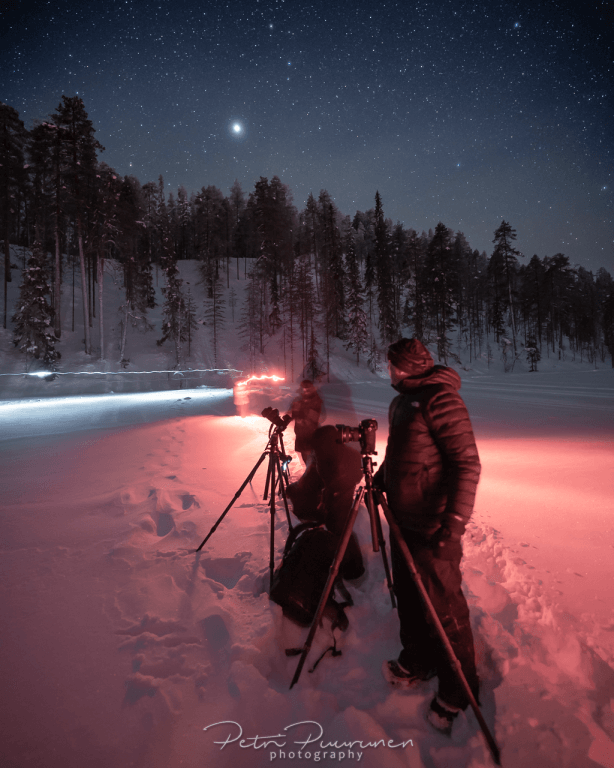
[1,103,27,328]
[2,94,614,375]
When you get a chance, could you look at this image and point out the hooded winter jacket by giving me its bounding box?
[380,365,480,536]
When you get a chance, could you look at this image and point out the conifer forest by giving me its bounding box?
[2,97,614,377]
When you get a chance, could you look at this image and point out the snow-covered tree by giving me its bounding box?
[1,103,27,329]
[203,272,225,366]
[12,242,59,368]
[157,236,186,367]
[343,226,368,365]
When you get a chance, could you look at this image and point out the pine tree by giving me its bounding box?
[525,337,540,371]
[229,180,246,279]
[92,163,123,360]
[303,321,325,381]
[52,96,104,354]
[28,121,56,255]
[183,284,198,360]
[601,287,614,367]
[343,225,368,364]
[521,254,545,349]
[116,175,155,363]
[373,192,398,345]
[1,103,28,329]
[403,229,426,340]
[543,253,573,357]
[203,272,225,366]
[157,232,186,367]
[426,222,456,363]
[238,269,260,373]
[492,220,522,355]
[318,191,346,340]
[12,242,59,368]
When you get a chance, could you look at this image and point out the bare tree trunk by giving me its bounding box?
[98,255,104,361]
[2,237,9,330]
[119,304,129,363]
[77,217,91,354]
[54,213,62,338]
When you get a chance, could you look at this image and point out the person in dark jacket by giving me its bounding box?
[376,337,481,735]
[285,425,365,581]
[286,380,324,465]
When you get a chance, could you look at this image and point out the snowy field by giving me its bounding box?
[1,368,613,768]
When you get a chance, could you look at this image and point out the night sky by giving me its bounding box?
[2,0,613,272]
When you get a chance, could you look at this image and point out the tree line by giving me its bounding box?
[1,97,613,374]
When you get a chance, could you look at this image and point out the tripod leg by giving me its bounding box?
[269,454,276,593]
[274,452,294,531]
[379,496,501,766]
[195,451,269,552]
[290,486,365,689]
[263,456,272,501]
[365,489,396,608]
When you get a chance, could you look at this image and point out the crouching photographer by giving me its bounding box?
[285,424,365,581]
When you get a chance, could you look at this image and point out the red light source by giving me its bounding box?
[236,375,284,388]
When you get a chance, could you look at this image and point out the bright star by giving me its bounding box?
[232,123,242,134]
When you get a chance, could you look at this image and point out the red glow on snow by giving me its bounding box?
[236,374,284,388]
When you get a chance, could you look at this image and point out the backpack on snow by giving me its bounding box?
[270,522,352,630]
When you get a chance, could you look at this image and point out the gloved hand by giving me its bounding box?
[432,516,466,560]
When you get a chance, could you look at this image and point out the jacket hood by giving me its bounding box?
[392,364,461,394]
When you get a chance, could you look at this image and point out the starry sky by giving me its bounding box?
[2,0,613,272]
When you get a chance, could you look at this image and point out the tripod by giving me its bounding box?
[289,435,396,688]
[195,417,294,592]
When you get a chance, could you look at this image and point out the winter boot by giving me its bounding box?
[426,696,461,735]
[382,659,434,689]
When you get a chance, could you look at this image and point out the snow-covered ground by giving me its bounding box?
[1,368,613,768]
[1,252,614,767]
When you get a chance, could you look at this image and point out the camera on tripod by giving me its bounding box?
[336,418,378,455]
[262,406,292,431]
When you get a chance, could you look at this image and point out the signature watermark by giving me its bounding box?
[203,720,414,762]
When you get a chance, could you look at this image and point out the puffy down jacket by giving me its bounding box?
[379,365,481,535]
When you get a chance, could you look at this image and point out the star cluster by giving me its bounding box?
[1,0,612,269]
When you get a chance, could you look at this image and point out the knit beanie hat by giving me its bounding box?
[387,338,434,374]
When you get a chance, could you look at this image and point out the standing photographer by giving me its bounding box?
[286,379,324,465]
[376,338,481,736]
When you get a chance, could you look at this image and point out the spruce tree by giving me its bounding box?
[203,272,225,366]
[157,232,186,367]
[492,220,522,354]
[403,229,426,340]
[343,225,368,364]
[12,242,59,368]
[182,284,198,360]
[426,222,456,363]
[373,192,398,345]
[1,103,28,329]
[117,176,155,363]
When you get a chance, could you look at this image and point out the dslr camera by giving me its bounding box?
[336,418,378,455]
[261,406,292,431]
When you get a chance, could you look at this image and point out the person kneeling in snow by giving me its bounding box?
[286,424,364,581]
[376,337,481,735]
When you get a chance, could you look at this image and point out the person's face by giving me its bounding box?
[388,360,409,385]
